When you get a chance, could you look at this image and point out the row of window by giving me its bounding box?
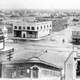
[72,31,80,36]
[14,26,34,30]
[14,24,52,31]
[42,69,60,77]
[11,67,38,78]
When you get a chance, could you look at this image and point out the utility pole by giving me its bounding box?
[38,49,47,57]
[7,48,14,61]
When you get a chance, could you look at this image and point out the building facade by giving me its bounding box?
[64,46,80,80]
[2,57,62,80]
[66,25,80,44]
[12,21,52,40]
[60,25,80,44]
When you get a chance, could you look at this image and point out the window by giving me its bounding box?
[44,25,45,29]
[27,27,30,30]
[0,29,3,35]
[76,61,80,77]
[20,70,24,75]
[47,25,48,28]
[14,31,21,37]
[50,24,51,27]
[26,69,31,78]
[7,27,13,33]
[42,70,49,76]
[0,29,2,31]
[18,69,25,78]
[14,26,17,29]
[32,27,35,30]
[23,26,25,30]
[41,26,42,29]
[0,36,4,40]
[27,31,37,38]
[37,27,39,30]
[18,67,26,78]
[19,26,21,30]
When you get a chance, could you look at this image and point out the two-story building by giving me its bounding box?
[65,25,80,44]
[12,21,52,40]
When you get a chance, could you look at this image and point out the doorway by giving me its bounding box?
[23,33,25,38]
[32,67,39,78]
[22,32,26,38]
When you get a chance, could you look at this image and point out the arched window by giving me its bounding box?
[32,67,39,78]
[32,27,35,30]
[14,26,17,29]
[27,26,30,30]
[19,26,21,30]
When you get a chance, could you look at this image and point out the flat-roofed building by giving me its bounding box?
[65,25,80,44]
[12,21,52,40]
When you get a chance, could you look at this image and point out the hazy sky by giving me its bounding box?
[0,0,80,10]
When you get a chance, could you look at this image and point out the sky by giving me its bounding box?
[0,0,80,10]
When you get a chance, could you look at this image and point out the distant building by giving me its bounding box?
[36,16,68,32]
[65,25,80,44]
[68,17,80,26]
[2,57,62,79]
[55,25,80,44]
[12,21,52,40]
